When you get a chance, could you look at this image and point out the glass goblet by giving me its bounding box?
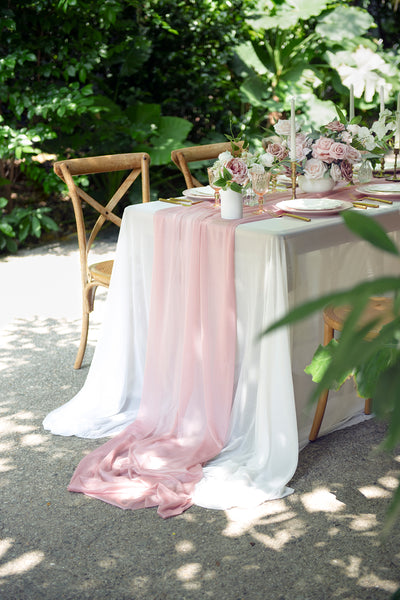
[250,171,270,214]
[207,167,221,208]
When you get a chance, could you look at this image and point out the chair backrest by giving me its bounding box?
[171,141,244,189]
[53,152,150,274]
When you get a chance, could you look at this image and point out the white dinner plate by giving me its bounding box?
[182,185,215,200]
[275,198,352,216]
[357,183,400,196]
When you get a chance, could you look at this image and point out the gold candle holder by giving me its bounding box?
[375,155,385,178]
[386,148,399,181]
[291,162,297,199]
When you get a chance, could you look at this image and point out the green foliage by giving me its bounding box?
[0,197,59,253]
[235,1,400,133]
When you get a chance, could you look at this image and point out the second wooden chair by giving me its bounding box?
[171,141,244,189]
[309,296,394,441]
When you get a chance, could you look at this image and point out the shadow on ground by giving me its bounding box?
[0,315,399,599]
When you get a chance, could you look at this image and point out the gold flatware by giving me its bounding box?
[159,197,201,206]
[266,209,311,222]
[352,201,379,208]
[362,195,393,205]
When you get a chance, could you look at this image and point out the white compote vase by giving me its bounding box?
[297,175,336,194]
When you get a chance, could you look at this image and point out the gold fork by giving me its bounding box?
[265,209,311,222]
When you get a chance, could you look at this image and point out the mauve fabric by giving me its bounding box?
[68,203,269,518]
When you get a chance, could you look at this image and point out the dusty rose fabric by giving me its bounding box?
[68,203,271,518]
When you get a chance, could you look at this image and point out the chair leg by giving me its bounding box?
[309,321,334,442]
[74,311,89,369]
[364,398,372,415]
[309,389,330,441]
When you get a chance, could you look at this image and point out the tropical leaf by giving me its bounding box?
[342,211,400,256]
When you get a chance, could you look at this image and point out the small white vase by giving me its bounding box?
[298,175,336,194]
[220,188,243,219]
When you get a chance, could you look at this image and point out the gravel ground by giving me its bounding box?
[1,236,399,600]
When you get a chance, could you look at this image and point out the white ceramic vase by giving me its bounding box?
[220,188,243,219]
[297,175,336,194]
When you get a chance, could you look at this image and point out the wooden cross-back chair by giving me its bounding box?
[171,141,244,189]
[309,296,394,441]
[54,152,150,369]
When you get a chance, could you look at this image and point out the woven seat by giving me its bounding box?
[54,153,150,369]
[171,141,244,189]
[309,296,394,441]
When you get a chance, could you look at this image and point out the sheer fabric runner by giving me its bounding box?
[68,203,270,518]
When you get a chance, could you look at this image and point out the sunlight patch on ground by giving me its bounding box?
[175,562,204,589]
[358,573,399,594]
[175,540,195,554]
[301,487,346,513]
[358,485,392,499]
[378,474,399,490]
[348,513,377,531]
[20,433,48,447]
[223,499,289,536]
[330,555,362,578]
[0,539,44,577]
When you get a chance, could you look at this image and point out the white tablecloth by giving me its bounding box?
[43,200,400,509]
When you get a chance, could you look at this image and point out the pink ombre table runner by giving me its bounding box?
[68,202,272,518]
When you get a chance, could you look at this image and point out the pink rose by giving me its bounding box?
[303,158,327,179]
[266,142,288,161]
[325,120,345,132]
[274,119,292,136]
[346,145,362,164]
[226,157,249,185]
[329,142,348,161]
[295,138,312,162]
[312,137,334,163]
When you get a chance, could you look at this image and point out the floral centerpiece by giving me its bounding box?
[212,141,281,193]
[263,109,394,192]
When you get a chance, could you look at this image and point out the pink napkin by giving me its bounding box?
[68,203,271,518]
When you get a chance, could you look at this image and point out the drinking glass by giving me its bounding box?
[207,167,221,208]
[250,171,270,214]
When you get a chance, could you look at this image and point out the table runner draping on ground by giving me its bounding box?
[68,203,277,517]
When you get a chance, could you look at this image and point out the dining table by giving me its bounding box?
[43,180,400,517]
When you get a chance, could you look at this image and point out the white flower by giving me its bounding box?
[330,163,343,182]
[249,163,265,174]
[274,119,292,136]
[371,117,395,140]
[330,46,393,103]
[217,151,233,165]
[259,152,275,168]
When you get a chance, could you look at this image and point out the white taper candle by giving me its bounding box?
[349,84,355,121]
[379,85,385,116]
[290,97,296,162]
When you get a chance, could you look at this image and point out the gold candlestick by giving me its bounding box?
[387,148,399,181]
[375,155,385,178]
[291,162,297,199]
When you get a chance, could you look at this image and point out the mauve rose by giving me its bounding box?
[330,163,343,182]
[312,137,334,163]
[226,157,249,185]
[304,158,327,179]
[340,159,353,182]
[329,142,348,161]
[274,119,291,136]
[326,120,345,132]
[266,142,288,161]
[346,145,362,164]
[296,140,311,162]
